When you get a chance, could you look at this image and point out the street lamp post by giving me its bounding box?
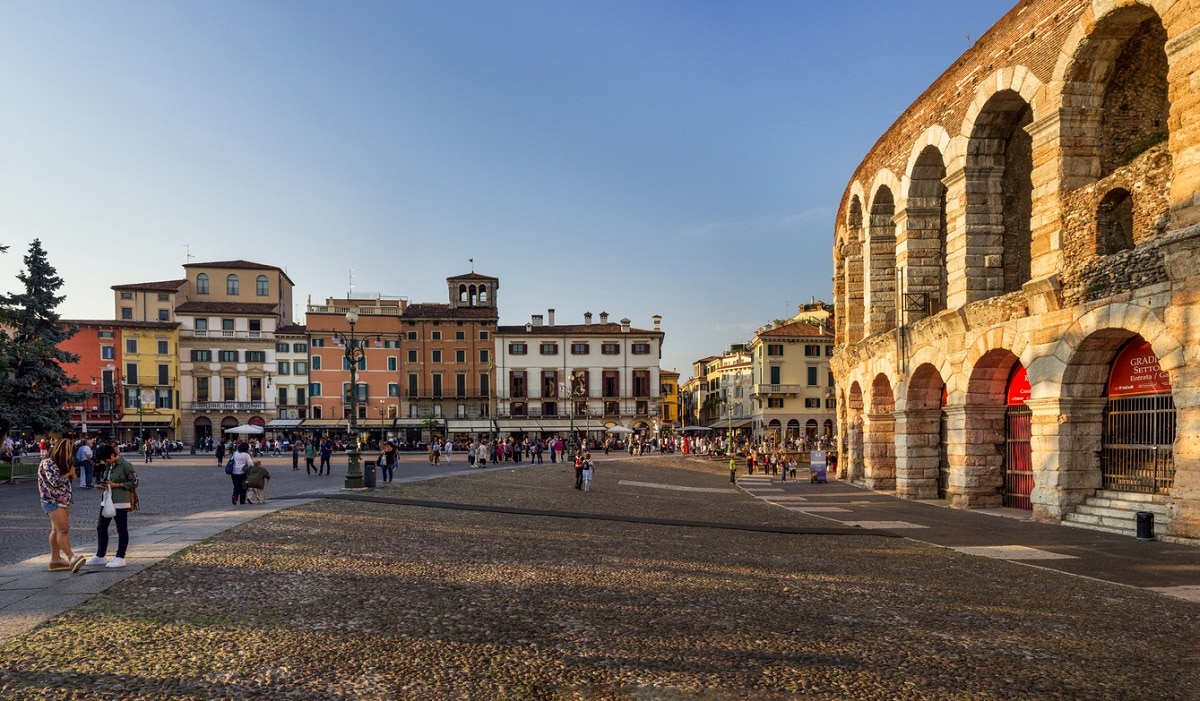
[333,309,380,490]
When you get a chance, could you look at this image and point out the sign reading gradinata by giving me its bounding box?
[1108,338,1172,397]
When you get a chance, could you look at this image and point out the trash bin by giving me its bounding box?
[1136,511,1155,541]
[362,460,377,489]
[190,444,197,456]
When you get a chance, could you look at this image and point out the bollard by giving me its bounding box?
[1136,511,1155,541]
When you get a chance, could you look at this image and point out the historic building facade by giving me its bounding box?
[831,0,1200,542]
[494,311,664,441]
[748,318,835,445]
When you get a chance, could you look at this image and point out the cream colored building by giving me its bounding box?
[748,317,835,446]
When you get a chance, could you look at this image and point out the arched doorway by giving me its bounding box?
[786,419,800,443]
[768,419,781,447]
[805,419,818,439]
[193,417,212,444]
[1102,337,1174,494]
[220,417,238,443]
[1004,365,1033,510]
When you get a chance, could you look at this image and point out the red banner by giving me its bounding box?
[1006,365,1030,407]
[1108,338,1172,397]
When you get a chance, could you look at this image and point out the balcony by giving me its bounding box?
[185,401,267,412]
[752,384,805,397]
[184,329,274,341]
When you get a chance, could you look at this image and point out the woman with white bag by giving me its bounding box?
[84,444,136,569]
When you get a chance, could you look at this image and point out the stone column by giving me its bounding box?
[845,413,864,483]
[1025,396,1105,522]
[1165,25,1200,229]
[1166,402,1200,543]
[942,166,969,310]
[943,404,1006,508]
[863,411,896,491]
[894,408,942,499]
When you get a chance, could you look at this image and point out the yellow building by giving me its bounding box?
[659,369,680,433]
[116,321,182,442]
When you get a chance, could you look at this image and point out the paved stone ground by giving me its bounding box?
[1,456,1197,699]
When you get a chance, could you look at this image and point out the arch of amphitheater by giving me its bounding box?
[832,0,1200,544]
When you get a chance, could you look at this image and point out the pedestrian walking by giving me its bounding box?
[582,452,594,491]
[230,443,253,504]
[245,461,271,504]
[85,444,137,569]
[377,440,398,483]
[729,457,737,483]
[143,439,153,464]
[305,440,316,474]
[442,439,452,464]
[475,441,487,467]
[215,440,226,466]
[38,439,85,572]
[574,453,584,490]
[292,442,300,470]
[319,440,332,476]
[75,438,95,489]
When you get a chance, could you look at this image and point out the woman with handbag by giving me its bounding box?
[84,444,136,569]
[38,438,86,572]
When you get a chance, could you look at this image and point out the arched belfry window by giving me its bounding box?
[459,284,468,302]
[479,285,488,303]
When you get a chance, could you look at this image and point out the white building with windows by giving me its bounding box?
[267,324,308,437]
[748,316,836,446]
[494,310,665,441]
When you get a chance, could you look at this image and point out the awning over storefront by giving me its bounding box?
[445,419,496,433]
[264,419,304,428]
[117,419,174,427]
[495,418,540,433]
[302,418,345,428]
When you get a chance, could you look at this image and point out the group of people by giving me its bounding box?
[224,442,272,505]
[37,437,138,572]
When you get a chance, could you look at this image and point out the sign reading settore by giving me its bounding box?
[1108,338,1172,397]
[1006,365,1031,407]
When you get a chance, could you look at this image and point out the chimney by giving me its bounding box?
[621,318,631,333]
[547,308,555,326]
[584,312,593,325]
[532,314,543,327]
[600,311,609,324]
[525,322,532,333]
[652,314,661,331]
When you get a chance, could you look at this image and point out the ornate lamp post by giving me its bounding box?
[336,310,366,489]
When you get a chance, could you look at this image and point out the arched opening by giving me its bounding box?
[805,419,818,439]
[822,419,833,438]
[1102,337,1174,494]
[846,382,865,482]
[966,90,1033,298]
[866,187,896,336]
[864,374,896,490]
[768,419,781,446]
[903,363,947,500]
[844,196,865,344]
[904,147,947,318]
[226,274,240,296]
[964,349,1023,508]
[256,275,269,296]
[196,273,209,295]
[786,419,799,443]
[1097,188,1134,254]
[193,417,212,443]
[459,284,468,302]
[479,285,488,303]
[1096,9,1169,180]
[1003,365,1033,510]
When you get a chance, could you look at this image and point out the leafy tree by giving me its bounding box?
[0,240,88,438]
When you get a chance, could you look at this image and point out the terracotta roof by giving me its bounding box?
[182,260,295,286]
[402,304,498,320]
[175,301,281,315]
[757,321,833,339]
[111,279,187,292]
[494,322,661,336]
[65,320,180,330]
[276,324,308,334]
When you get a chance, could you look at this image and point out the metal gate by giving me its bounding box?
[1102,394,1175,494]
[1003,405,1033,510]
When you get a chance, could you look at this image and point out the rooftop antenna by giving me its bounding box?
[469,257,475,273]
[183,244,194,263]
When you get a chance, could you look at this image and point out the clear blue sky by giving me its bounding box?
[0,1,1014,377]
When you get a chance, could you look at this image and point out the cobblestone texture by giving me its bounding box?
[1,457,1197,699]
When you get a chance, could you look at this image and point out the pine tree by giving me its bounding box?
[0,240,88,438]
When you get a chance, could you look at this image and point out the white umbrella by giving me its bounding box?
[605,426,634,434]
[224,424,264,435]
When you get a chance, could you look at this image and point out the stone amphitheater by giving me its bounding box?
[831,0,1200,544]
